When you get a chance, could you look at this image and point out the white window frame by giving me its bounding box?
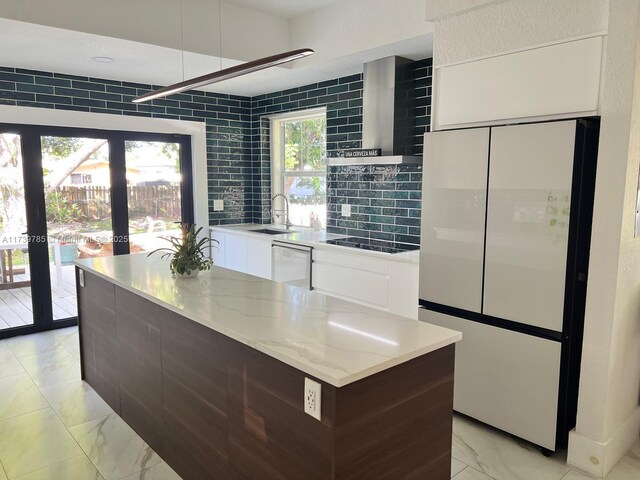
[269,107,327,226]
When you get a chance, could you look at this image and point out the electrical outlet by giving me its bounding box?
[213,199,224,211]
[78,269,85,287]
[304,377,322,421]
[341,203,351,217]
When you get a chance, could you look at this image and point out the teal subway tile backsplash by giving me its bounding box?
[1,56,431,244]
[0,65,253,226]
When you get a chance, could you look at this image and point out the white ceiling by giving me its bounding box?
[224,0,342,19]
[0,18,433,97]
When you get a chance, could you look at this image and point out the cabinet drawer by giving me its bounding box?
[419,309,561,450]
[313,249,388,274]
[312,263,388,308]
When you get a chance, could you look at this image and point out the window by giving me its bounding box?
[71,173,92,185]
[271,109,327,228]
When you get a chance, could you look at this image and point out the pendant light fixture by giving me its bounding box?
[133,0,314,103]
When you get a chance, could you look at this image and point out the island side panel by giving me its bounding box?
[334,344,455,480]
[226,341,336,480]
[76,268,120,412]
[161,310,229,480]
[115,287,165,456]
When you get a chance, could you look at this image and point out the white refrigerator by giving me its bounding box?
[419,119,599,453]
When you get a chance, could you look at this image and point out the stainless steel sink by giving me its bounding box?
[249,228,294,235]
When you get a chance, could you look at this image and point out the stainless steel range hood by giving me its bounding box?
[328,56,421,166]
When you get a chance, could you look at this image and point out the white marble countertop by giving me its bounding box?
[210,223,420,263]
[75,254,459,387]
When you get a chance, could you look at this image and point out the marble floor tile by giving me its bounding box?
[0,373,49,421]
[12,455,104,480]
[454,466,497,480]
[18,346,81,387]
[0,408,83,478]
[38,379,113,427]
[69,413,162,480]
[0,346,25,378]
[120,462,182,480]
[50,326,78,343]
[452,415,571,480]
[452,457,468,477]
[59,332,80,359]
[4,332,61,358]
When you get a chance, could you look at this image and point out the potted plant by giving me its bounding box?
[147,223,214,278]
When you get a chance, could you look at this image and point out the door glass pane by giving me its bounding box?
[125,141,182,253]
[0,133,34,329]
[42,136,111,321]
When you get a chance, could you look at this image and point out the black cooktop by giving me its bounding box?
[322,237,420,254]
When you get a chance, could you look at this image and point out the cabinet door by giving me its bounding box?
[484,121,576,332]
[224,233,248,273]
[419,128,489,312]
[210,229,225,266]
[246,238,272,279]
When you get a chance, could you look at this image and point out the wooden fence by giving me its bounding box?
[54,185,181,220]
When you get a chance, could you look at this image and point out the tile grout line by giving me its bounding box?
[42,331,107,480]
[8,330,103,479]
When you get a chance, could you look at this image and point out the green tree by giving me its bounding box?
[283,117,326,200]
[0,134,106,236]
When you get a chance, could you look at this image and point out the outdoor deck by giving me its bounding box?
[0,263,77,330]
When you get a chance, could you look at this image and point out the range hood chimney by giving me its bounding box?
[329,56,421,166]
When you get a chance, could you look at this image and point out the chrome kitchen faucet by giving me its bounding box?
[271,194,293,230]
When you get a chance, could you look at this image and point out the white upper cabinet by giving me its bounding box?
[483,121,576,332]
[433,36,603,129]
[420,128,490,312]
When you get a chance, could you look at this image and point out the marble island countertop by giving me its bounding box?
[210,223,421,263]
[75,254,460,387]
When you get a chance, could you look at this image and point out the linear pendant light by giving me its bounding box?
[132,48,315,103]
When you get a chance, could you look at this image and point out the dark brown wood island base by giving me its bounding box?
[75,256,459,480]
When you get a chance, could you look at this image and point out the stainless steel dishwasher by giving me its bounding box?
[271,240,312,290]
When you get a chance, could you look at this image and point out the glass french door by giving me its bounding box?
[0,132,35,330]
[0,125,193,338]
[42,136,112,321]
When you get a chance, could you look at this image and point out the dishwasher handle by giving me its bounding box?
[272,240,313,253]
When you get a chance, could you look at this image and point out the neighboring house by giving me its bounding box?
[59,160,142,186]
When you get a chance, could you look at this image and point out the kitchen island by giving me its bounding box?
[75,254,461,480]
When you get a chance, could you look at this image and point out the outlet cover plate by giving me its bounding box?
[213,199,224,211]
[341,204,351,217]
[304,377,322,421]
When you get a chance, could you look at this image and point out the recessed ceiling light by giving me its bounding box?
[91,56,115,63]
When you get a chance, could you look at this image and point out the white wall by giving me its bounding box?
[569,1,640,475]
[0,105,209,230]
[430,0,608,66]
[291,0,433,64]
[428,0,640,477]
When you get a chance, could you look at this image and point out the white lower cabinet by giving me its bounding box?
[210,230,225,266]
[224,232,248,273]
[210,229,272,279]
[312,249,419,319]
[210,228,419,319]
[246,237,272,279]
